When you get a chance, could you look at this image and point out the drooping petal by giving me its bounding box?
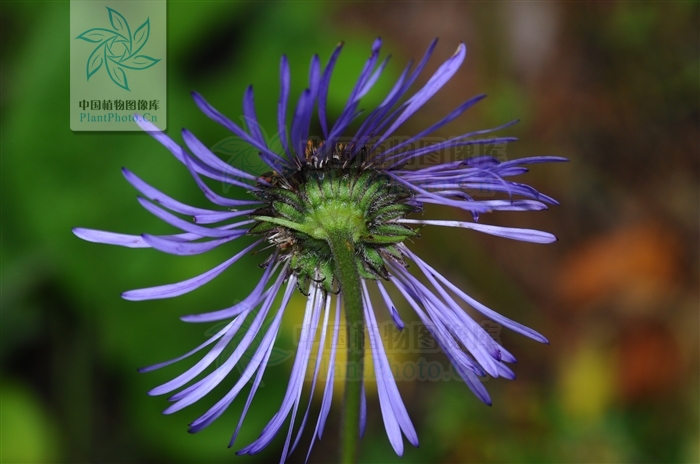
[166,265,289,413]
[237,281,323,456]
[73,228,150,248]
[403,247,549,344]
[290,294,332,454]
[397,219,557,243]
[188,271,294,432]
[122,168,216,215]
[362,281,419,452]
[376,280,405,330]
[142,232,243,256]
[180,258,280,322]
[138,319,236,374]
[181,128,259,182]
[229,275,298,449]
[121,239,262,301]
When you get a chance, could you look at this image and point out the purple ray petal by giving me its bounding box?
[166,266,288,413]
[136,197,245,238]
[376,280,405,330]
[374,43,466,149]
[388,271,492,405]
[290,294,332,454]
[142,232,243,256]
[180,258,279,322]
[121,239,262,301]
[181,154,263,207]
[315,296,341,440]
[397,219,557,243]
[318,43,343,138]
[290,89,313,160]
[191,91,289,168]
[150,315,246,396]
[387,172,493,213]
[73,228,150,248]
[243,85,267,147]
[229,275,298,449]
[403,248,548,343]
[362,281,419,449]
[181,128,259,182]
[360,38,440,144]
[192,209,255,225]
[238,282,323,456]
[188,276,293,432]
[379,94,487,160]
[138,319,235,373]
[360,381,367,439]
[135,118,252,188]
[122,168,216,215]
[278,55,291,157]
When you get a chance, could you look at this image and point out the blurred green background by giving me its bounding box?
[1,2,698,463]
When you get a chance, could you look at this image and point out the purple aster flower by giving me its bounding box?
[74,38,565,461]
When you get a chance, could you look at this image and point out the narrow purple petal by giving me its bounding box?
[188,277,293,432]
[142,232,243,256]
[278,55,291,157]
[360,382,367,439]
[192,210,255,225]
[315,297,341,440]
[180,258,280,323]
[135,118,251,187]
[388,271,492,405]
[229,276,298,449]
[181,129,259,182]
[191,91,289,168]
[404,248,548,343]
[290,294,332,454]
[136,197,245,238]
[289,89,312,159]
[122,168,216,215]
[121,239,262,301]
[357,54,390,100]
[363,281,419,450]
[150,315,246,396]
[238,282,323,455]
[379,94,487,160]
[243,85,266,147]
[73,228,149,248]
[181,154,263,207]
[138,319,235,373]
[376,280,405,330]
[166,266,288,413]
[318,43,343,138]
[374,43,466,149]
[397,219,557,243]
[387,172,493,213]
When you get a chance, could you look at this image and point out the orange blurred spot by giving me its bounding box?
[616,322,681,402]
[558,223,681,310]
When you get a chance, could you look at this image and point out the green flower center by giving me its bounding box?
[249,156,418,292]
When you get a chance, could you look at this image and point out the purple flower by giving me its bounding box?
[74,38,565,461]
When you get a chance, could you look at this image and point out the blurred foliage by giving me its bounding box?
[1,2,698,464]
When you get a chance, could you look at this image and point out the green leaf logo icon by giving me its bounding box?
[76,7,160,91]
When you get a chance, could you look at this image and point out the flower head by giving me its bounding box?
[74,38,565,461]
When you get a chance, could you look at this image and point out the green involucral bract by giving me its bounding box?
[248,149,418,292]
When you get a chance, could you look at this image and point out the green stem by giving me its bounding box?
[326,230,364,464]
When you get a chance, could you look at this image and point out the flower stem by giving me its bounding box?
[326,230,364,464]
